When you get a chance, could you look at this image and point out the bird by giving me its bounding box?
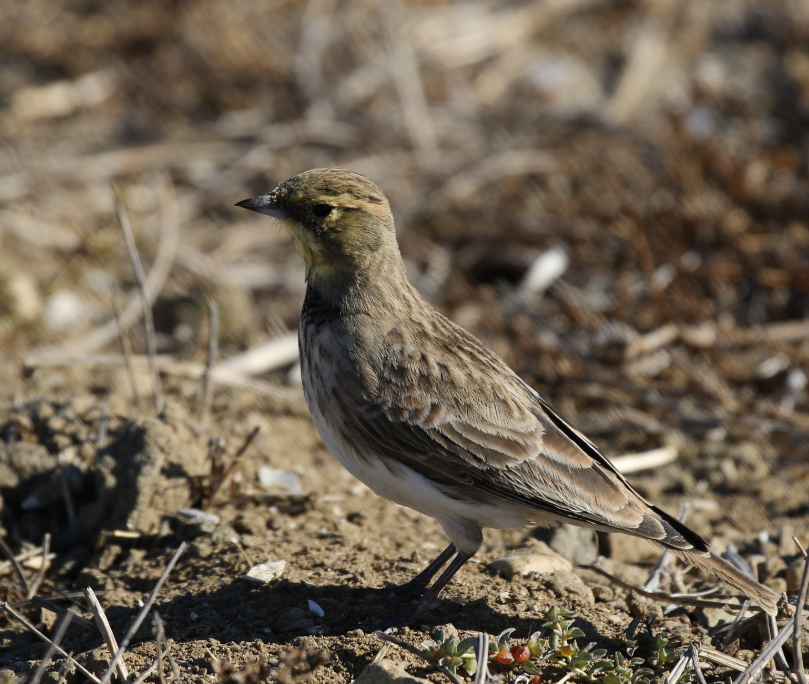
[236,167,779,625]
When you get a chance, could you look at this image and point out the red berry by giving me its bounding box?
[510,645,531,663]
[496,649,514,665]
[529,677,543,684]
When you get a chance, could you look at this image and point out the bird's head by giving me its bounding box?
[236,168,397,284]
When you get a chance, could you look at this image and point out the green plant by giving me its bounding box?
[421,628,478,677]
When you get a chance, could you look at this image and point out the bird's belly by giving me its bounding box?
[305,384,533,532]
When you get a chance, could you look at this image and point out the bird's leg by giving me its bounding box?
[346,543,456,601]
[364,549,474,629]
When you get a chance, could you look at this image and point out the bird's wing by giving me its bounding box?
[350,317,702,550]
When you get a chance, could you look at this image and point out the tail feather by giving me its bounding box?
[676,549,779,615]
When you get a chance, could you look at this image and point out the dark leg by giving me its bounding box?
[347,543,456,601]
[363,549,474,629]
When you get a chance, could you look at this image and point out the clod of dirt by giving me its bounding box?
[625,591,664,620]
[0,442,55,506]
[786,557,806,593]
[87,413,207,537]
[353,659,431,684]
[540,570,595,604]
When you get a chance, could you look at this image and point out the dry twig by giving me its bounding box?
[204,426,261,510]
[85,587,129,682]
[29,609,75,684]
[113,190,163,415]
[374,631,464,684]
[0,536,30,594]
[27,532,51,599]
[1,602,102,684]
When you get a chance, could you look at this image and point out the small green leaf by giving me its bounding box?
[456,637,475,656]
[568,628,585,638]
[522,661,542,675]
[604,674,623,684]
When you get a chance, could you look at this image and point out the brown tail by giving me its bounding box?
[676,549,779,615]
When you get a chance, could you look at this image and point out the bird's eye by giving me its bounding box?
[312,204,333,218]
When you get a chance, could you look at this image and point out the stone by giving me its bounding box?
[535,524,598,566]
[626,591,663,620]
[541,570,595,604]
[695,607,736,629]
[76,648,111,676]
[353,660,431,684]
[606,533,661,563]
[271,607,314,633]
[591,585,615,602]
[489,541,572,580]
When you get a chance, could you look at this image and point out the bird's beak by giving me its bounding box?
[235,194,287,219]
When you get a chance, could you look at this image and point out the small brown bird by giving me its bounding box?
[237,168,779,625]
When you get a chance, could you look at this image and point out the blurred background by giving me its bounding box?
[1,0,808,458]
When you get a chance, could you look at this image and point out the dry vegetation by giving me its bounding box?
[1,0,809,682]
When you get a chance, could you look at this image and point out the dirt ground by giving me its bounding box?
[1,0,809,682]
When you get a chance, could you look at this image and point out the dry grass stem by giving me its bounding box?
[131,661,159,684]
[197,298,219,427]
[204,426,261,510]
[113,191,163,415]
[98,542,187,684]
[0,535,29,593]
[27,532,51,599]
[85,587,130,682]
[155,611,181,682]
[472,632,490,684]
[792,540,809,684]
[29,609,75,684]
[721,599,752,647]
[30,597,95,631]
[735,606,809,684]
[644,503,690,592]
[111,278,141,409]
[0,602,102,684]
[374,631,464,684]
[699,644,751,672]
[588,562,755,611]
